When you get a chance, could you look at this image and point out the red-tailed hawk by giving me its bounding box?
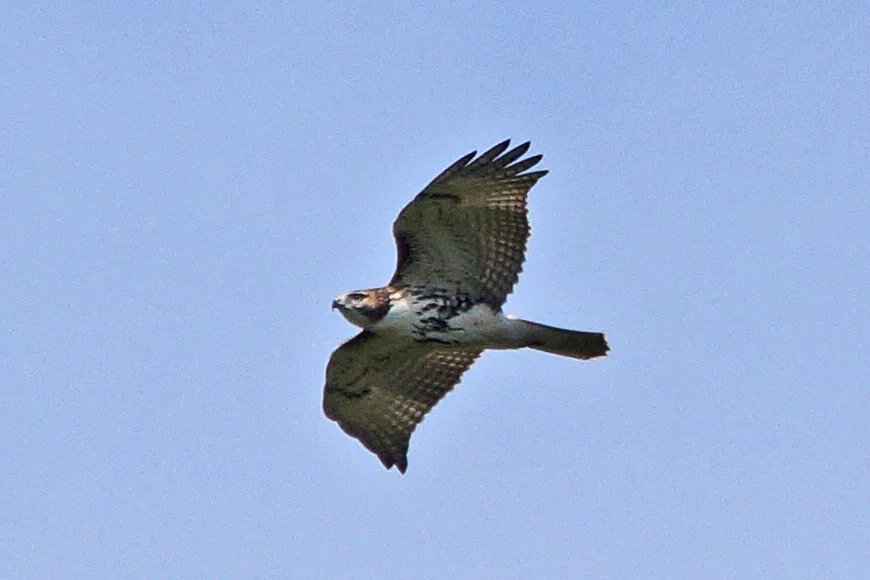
[325,140,608,473]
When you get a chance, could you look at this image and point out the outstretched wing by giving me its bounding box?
[323,331,483,473]
[390,140,548,309]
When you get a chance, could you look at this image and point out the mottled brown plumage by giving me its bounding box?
[389,140,546,309]
[324,332,482,473]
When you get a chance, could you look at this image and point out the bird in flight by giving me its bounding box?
[324,140,609,473]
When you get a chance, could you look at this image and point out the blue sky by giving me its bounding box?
[3,2,868,577]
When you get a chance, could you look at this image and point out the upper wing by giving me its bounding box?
[323,331,483,473]
[390,140,548,309]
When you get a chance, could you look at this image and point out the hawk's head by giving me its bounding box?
[332,289,391,329]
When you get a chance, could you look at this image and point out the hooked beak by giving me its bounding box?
[331,299,341,310]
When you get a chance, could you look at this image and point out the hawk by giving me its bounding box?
[324,140,609,473]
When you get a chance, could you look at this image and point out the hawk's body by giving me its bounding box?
[325,140,608,473]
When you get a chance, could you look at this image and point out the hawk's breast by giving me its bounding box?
[373,287,512,347]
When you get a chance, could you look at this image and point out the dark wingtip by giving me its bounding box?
[379,453,409,474]
[511,140,531,155]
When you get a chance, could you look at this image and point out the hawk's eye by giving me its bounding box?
[347,292,367,302]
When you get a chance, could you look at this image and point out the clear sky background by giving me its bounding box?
[3,2,868,578]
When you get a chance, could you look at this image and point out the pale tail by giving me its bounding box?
[515,319,609,360]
